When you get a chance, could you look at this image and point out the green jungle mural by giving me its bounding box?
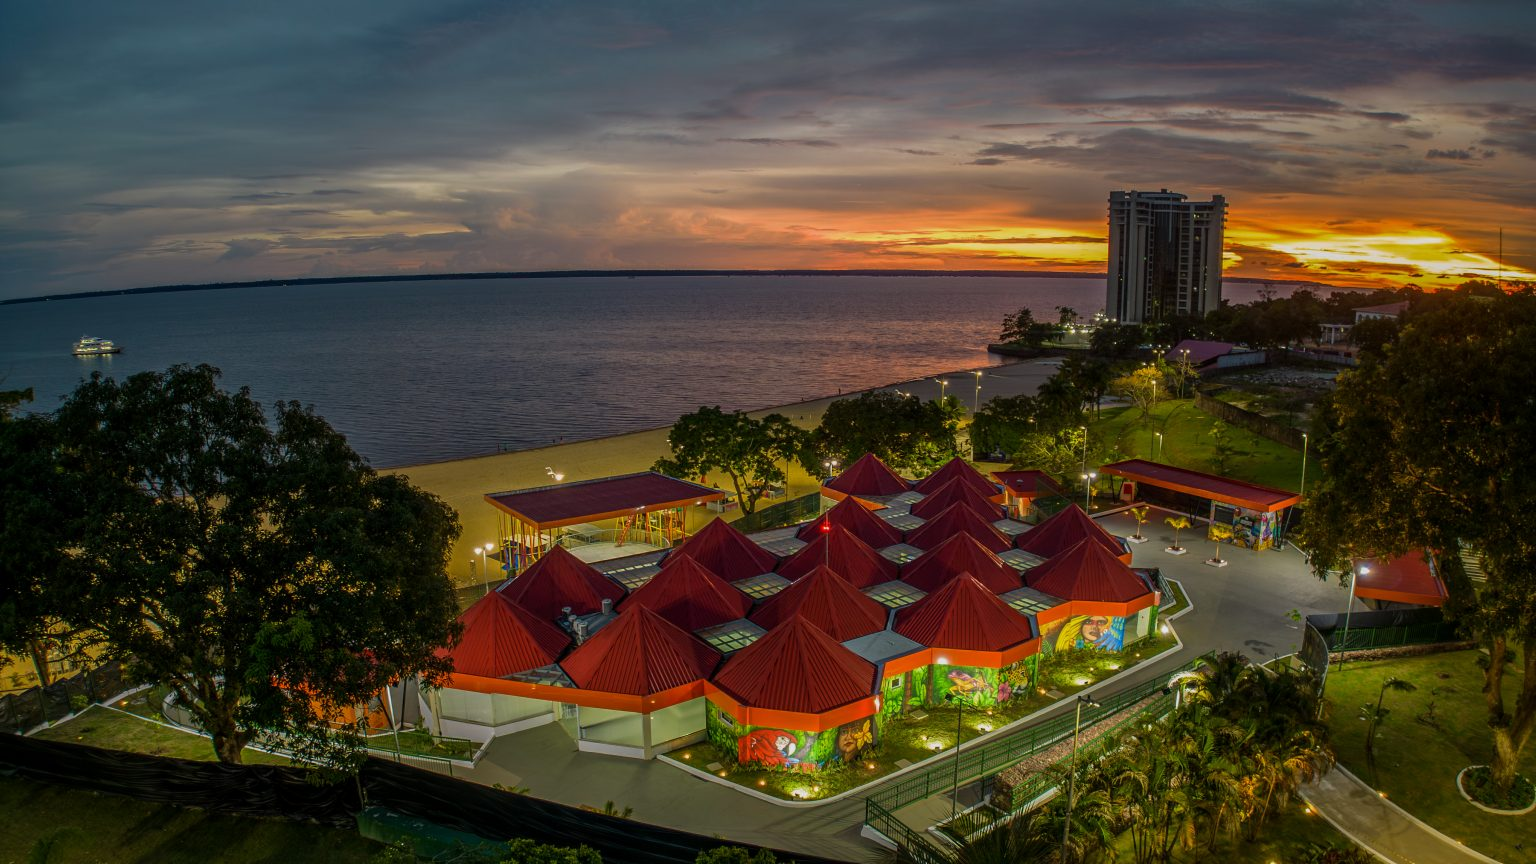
[706,701,881,772]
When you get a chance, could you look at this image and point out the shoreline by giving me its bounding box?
[383,355,1064,586]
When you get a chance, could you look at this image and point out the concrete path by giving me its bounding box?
[1302,767,1501,864]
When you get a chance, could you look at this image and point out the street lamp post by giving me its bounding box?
[823,458,839,482]
[945,693,968,819]
[1338,563,1367,672]
[1299,433,1309,499]
[935,378,949,401]
[1080,471,1097,511]
[1154,432,1163,462]
[972,371,984,414]
[1078,425,1088,475]
[1061,694,1103,863]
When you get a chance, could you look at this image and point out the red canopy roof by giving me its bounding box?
[1352,552,1447,607]
[750,564,888,641]
[447,592,571,678]
[1025,538,1151,603]
[895,573,1035,652]
[902,532,1021,594]
[1015,504,1124,559]
[824,453,909,497]
[486,472,725,530]
[913,457,999,498]
[909,477,1005,520]
[560,606,720,696]
[776,525,899,588]
[620,554,752,631]
[668,517,779,582]
[991,470,1065,500]
[796,496,903,548]
[1101,459,1300,513]
[712,616,877,713]
[498,545,625,620]
[905,503,1011,553]
[1164,339,1238,367]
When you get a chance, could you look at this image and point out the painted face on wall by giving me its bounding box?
[1082,617,1109,644]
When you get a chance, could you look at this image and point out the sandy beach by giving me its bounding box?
[384,357,1063,586]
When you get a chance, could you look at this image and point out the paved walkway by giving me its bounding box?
[1302,767,1500,864]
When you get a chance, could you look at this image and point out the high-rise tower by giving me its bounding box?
[1106,190,1226,324]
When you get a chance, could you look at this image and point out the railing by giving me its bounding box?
[866,656,1205,816]
[864,798,954,864]
[732,492,822,534]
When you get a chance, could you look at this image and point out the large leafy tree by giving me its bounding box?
[1057,354,1116,417]
[998,306,1062,348]
[653,406,804,514]
[1304,294,1536,792]
[50,365,462,764]
[804,391,961,474]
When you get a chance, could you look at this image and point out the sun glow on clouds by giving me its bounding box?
[1230,225,1534,285]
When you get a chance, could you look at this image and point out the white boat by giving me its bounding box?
[72,336,122,356]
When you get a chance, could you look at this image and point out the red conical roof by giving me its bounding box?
[902,532,1020,594]
[796,497,903,548]
[560,606,720,696]
[909,477,1006,520]
[825,453,909,497]
[913,457,999,498]
[1014,504,1124,559]
[620,554,752,631]
[447,592,572,678]
[1025,538,1152,603]
[750,565,888,641]
[498,545,624,620]
[713,616,877,713]
[668,517,780,582]
[905,503,1011,553]
[895,573,1035,652]
[776,525,899,588]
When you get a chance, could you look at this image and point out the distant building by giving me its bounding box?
[1106,189,1227,324]
[1353,301,1409,323]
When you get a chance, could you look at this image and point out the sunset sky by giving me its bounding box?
[2,1,1533,300]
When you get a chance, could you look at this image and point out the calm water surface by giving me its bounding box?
[0,275,1283,466]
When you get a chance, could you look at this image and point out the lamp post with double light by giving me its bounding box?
[1061,694,1103,863]
[1078,425,1088,475]
[823,458,839,483]
[935,378,949,402]
[971,371,983,414]
[1080,471,1097,511]
[479,544,494,594]
[944,693,969,819]
[1338,563,1367,672]
[1154,432,1163,462]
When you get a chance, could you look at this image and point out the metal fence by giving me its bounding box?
[0,661,127,733]
[732,492,822,534]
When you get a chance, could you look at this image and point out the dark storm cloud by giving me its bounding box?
[0,0,1533,296]
[1426,149,1476,160]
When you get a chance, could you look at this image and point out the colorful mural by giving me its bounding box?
[707,700,878,772]
[1040,615,1128,653]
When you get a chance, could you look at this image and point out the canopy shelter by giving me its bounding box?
[664,517,779,583]
[487,472,725,573]
[991,470,1067,520]
[821,453,910,502]
[1015,504,1129,563]
[909,476,1005,521]
[902,532,1021,594]
[913,457,1002,499]
[1351,552,1448,608]
[1100,459,1300,551]
[796,496,903,548]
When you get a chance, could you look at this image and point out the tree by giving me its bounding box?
[1112,366,1164,422]
[653,407,804,514]
[1347,317,1398,357]
[1010,425,1091,487]
[50,365,462,764]
[1207,523,1233,566]
[1057,306,1080,327]
[969,394,1039,459]
[1089,322,1145,358]
[1303,293,1536,794]
[804,391,961,474]
[1128,505,1150,541]
[998,306,1062,348]
[1058,355,1115,417]
[1208,421,1238,476]
[1362,678,1417,761]
[1166,515,1191,552]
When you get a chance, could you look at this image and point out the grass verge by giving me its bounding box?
[31,705,290,765]
[1322,649,1536,862]
[0,774,383,864]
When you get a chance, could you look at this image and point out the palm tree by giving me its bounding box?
[1363,677,1417,759]
[952,806,1061,864]
[1206,523,1233,566]
[1165,515,1191,553]
[1128,505,1150,541]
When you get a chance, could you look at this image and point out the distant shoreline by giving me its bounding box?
[1,268,1335,306]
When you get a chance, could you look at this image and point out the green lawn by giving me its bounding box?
[0,774,383,864]
[1089,398,1321,492]
[1106,798,1362,863]
[1322,650,1536,863]
[32,706,290,765]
